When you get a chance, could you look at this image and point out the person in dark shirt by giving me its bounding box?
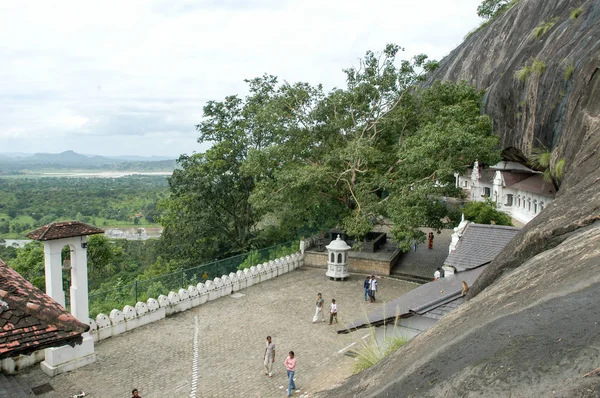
[131,388,142,398]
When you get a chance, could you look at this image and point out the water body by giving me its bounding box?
[1,239,31,248]
[38,171,172,178]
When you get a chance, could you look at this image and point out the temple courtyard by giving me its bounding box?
[16,267,416,398]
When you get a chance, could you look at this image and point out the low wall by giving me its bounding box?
[88,252,303,343]
[304,250,400,276]
[1,253,304,374]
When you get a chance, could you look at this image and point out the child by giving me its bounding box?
[329,299,338,325]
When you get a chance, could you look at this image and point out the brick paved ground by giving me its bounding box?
[391,228,453,281]
[16,267,416,398]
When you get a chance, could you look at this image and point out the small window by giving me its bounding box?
[462,180,468,187]
[540,202,545,211]
[534,200,538,214]
[505,194,513,206]
[337,253,342,263]
[527,199,531,211]
[517,196,521,207]
[483,187,491,197]
[330,253,335,263]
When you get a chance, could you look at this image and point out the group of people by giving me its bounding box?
[263,336,298,397]
[363,275,378,303]
[312,292,338,325]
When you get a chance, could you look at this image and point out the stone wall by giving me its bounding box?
[304,251,399,276]
[88,253,303,343]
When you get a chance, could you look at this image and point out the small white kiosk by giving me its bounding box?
[326,235,351,280]
[27,221,104,376]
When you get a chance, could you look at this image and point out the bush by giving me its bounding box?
[463,200,512,226]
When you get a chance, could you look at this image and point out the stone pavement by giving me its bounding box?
[16,267,416,398]
[391,228,453,282]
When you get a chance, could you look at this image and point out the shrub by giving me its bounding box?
[529,18,558,40]
[570,7,583,19]
[563,62,575,81]
[463,200,513,226]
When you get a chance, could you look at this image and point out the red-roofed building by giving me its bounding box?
[0,259,89,373]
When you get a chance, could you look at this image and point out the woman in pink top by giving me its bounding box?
[284,351,297,396]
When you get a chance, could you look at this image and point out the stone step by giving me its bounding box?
[0,373,32,398]
[387,273,431,284]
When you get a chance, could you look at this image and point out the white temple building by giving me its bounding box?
[456,161,556,225]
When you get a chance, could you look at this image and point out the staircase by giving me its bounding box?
[0,373,32,397]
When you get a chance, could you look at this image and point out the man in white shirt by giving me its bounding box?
[369,275,377,303]
[263,336,276,377]
[434,268,441,280]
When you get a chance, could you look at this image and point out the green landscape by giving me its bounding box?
[0,43,512,317]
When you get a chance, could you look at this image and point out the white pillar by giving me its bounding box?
[43,242,65,307]
[70,238,90,323]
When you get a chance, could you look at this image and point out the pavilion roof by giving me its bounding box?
[26,221,104,241]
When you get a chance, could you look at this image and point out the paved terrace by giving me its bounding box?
[391,228,453,282]
[16,267,416,398]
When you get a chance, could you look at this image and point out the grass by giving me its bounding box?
[529,17,558,40]
[570,7,583,19]
[351,307,409,374]
[563,61,575,81]
[530,59,546,75]
[514,65,531,82]
[514,59,546,82]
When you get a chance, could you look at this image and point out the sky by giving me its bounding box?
[0,0,484,158]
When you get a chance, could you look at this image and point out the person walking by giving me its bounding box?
[369,275,377,303]
[363,276,371,301]
[329,299,338,325]
[263,335,276,377]
[284,351,297,397]
[312,293,325,323]
[428,232,434,249]
[131,389,142,398]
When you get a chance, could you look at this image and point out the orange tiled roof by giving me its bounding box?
[0,259,89,359]
[26,221,104,241]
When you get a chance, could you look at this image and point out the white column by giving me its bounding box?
[43,242,65,308]
[70,239,90,323]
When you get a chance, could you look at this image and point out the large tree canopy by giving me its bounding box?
[161,44,501,261]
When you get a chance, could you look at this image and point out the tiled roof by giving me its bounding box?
[444,224,520,271]
[509,174,556,197]
[26,221,104,241]
[0,259,89,359]
[337,267,485,333]
[501,171,535,187]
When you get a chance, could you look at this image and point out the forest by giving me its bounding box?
[0,175,167,237]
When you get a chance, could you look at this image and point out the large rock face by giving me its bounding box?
[320,0,600,396]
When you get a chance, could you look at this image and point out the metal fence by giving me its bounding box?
[88,240,298,317]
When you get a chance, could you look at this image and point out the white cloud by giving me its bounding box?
[0,0,483,157]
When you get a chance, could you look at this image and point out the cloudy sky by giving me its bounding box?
[0,0,483,158]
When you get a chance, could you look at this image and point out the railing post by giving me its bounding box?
[135,280,138,303]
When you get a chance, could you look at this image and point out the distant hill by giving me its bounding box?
[0,150,177,173]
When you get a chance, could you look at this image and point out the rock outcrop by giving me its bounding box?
[320,0,600,396]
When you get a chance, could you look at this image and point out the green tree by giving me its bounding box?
[8,241,45,290]
[477,0,514,20]
[463,200,513,225]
